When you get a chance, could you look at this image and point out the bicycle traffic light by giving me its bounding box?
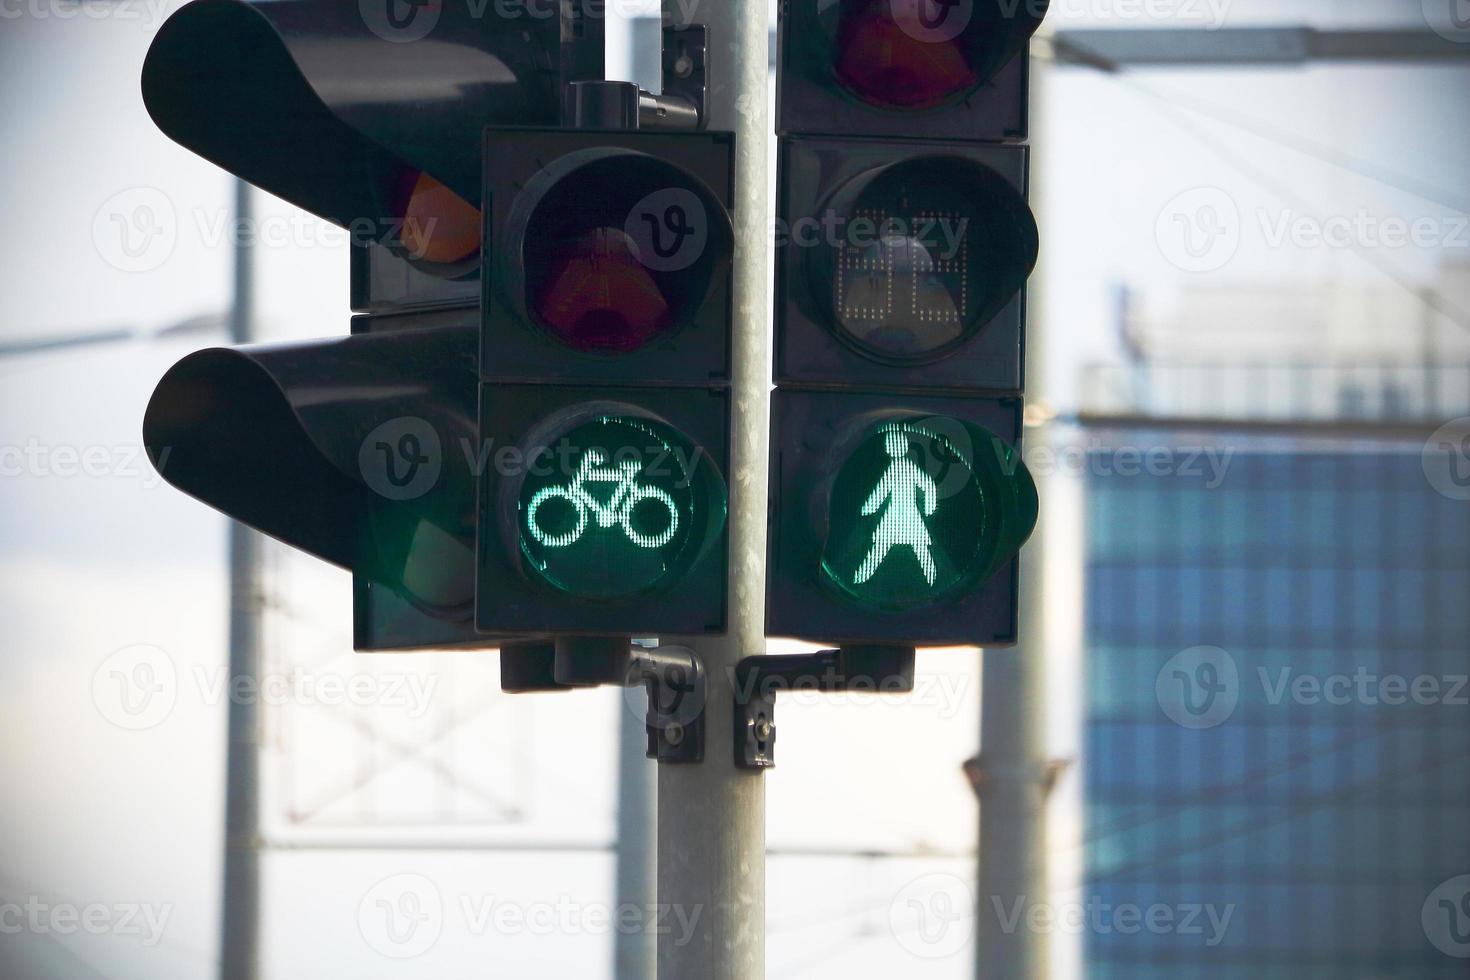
[140,0,606,650]
[474,126,736,638]
[768,0,1044,648]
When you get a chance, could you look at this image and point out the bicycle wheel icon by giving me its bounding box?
[621,486,680,549]
[527,484,589,548]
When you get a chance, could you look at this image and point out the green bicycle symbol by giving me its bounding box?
[526,450,680,550]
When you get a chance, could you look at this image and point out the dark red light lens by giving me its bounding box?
[834,0,977,110]
[532,228,673,354]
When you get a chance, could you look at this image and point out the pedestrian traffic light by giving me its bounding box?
[776,137,1036,391]
[474,125,736,637]
[139,0,608,651]
[768,0,1043,648]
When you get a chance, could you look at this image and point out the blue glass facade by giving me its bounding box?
[1084,444,1470,979]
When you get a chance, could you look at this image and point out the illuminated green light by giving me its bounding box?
[821,416,1035,611]
[518,415,719,598]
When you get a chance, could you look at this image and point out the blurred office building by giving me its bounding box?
[1077,265,1470,978]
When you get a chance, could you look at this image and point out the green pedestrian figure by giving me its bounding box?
[854,431,939,587]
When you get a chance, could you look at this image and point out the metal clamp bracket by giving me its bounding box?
[500,637,705,764]
[568,25,707,130]
[733,645,917,770]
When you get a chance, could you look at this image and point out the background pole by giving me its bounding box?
[658,1,771,977]
[221,178,263,980]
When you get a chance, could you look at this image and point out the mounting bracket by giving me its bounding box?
[733,645,917,770]
[500,637,705,764]
[568,25,707,130]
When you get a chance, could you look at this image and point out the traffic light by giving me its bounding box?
[768,0,1045,649]
[140,0,608,650]
[777,0,1047,141]
[474,126,735,638]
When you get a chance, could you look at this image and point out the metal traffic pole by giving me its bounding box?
[977,39,1052,980]
[659,1,771,977]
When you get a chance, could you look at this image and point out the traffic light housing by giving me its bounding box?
[474,126,737,637]
[777,0,1048,141]
[768,391,1034,646]
[140,0,607,651]
[775,136,1037,391]
[767,0,1044,648]
[481,129,735,385]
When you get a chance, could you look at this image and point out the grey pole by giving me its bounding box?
[616,695,656,979]
[221,178,263,980]
[659,2,771,978]
[977,44,1051,980]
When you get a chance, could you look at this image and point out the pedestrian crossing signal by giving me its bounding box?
[820,417,1036,612]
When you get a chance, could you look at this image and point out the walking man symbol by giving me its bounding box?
[854,431,939,587]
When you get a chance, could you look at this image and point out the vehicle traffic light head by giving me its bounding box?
[768,391,1035,646]
[144,318,481,621]
[779,0,1048,140]
[777,138,1037,391]
[140,0,608,651]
